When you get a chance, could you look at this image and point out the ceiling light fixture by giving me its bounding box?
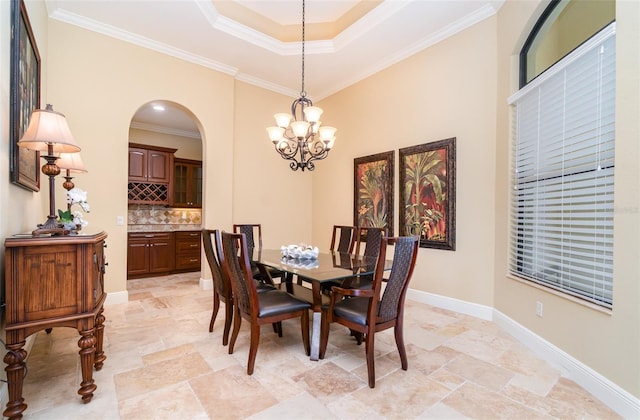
[266,0,336,171]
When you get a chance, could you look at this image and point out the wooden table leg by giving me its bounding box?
[93,306,106,371]
[3,341,27,419]
[77,329,97,403]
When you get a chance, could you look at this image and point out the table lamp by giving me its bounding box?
[57,152,88,209]
[18,104,81,236]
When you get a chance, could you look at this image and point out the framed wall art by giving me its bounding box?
[399,138,456,250]
[10,0,41,192]
[354,151,394,236]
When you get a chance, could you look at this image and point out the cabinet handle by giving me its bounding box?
[189,233,199,237]
[190,259,198,262]
[189,244,198,247]
[144,235,154,238]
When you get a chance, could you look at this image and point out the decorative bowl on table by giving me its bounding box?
[280,244,319,260]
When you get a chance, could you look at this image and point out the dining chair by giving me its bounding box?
[220,231,311,375]
[202,229,233,345]
[330,225,356,254]
[341,226,388,290]
[319,235,419,388]
[233,224,285,284]
[203,229,279,345]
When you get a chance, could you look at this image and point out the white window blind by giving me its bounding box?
[508,24,615,308]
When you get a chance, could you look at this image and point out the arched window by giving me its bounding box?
[520,0,615,87]
[508,1,616,308]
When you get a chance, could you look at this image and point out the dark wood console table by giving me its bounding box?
[3,231,108,419]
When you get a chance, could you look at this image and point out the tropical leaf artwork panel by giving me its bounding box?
[399,138,456,250]
[353,151,394,236]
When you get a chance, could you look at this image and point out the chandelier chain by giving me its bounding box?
[300,0,306,98]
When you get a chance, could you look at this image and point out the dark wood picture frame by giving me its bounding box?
[354,151,394,236]
[10,0,41,192]
[399,138,456,250]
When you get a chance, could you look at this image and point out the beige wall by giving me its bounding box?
[42,20,239,296]
[314,15,499,306]
[232,81,313,249]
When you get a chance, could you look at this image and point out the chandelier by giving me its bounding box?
[266,0,336,171]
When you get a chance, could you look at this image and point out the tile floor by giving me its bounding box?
[15,272,620,419]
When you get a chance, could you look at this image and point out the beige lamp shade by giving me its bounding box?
[57,152,88,173]
[17,104,81,153]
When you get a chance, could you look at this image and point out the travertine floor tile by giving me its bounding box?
[11,273,620,420]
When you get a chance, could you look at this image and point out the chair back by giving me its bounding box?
[233,224,262,256]
[202,229,231,299]
[330,225,356,253]
[375,236,419,324]
[355,226,388,259]
[221,231,258,316]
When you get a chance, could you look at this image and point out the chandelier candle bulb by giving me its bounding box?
[319,126,337,141]
[291,120,310,137]
[275,113,292,128]
[303,106,323,123]
[267,126,285,142]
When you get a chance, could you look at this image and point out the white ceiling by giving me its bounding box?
[45,0,504,137]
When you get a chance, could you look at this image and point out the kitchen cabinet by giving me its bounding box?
[128,143,176,183]
[174,231,202,272]
[127,232,174,278]
[3,232,108,418]
[128,143,176,205]
[173,158,202,208]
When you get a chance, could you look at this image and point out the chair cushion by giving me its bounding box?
[258,291,311,318]
[333,297,370,326]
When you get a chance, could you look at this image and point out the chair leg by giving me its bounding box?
[222,299,233,346]
[247,324,260,375]
[228,307,242,354]
[365,330,376,388]
[209,291,220,332]
[301,310,310,356]
[319,308,329,359]
[394,323,408,371]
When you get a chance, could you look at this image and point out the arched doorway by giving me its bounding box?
[126,100,204,284]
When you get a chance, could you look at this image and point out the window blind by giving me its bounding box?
[508,24,616,308]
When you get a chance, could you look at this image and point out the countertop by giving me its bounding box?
[128,224,201,233]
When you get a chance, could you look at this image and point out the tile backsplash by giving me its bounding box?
[128,205,202,231]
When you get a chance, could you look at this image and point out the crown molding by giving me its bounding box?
[48,8,239,76]
[317,3,500,100]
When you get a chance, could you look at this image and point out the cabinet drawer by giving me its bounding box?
[175,253,201,270]
[176,240,200,253]
[175,231,201,240]
[129,232,172,240]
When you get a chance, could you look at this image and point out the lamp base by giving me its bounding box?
[32,216,71,237]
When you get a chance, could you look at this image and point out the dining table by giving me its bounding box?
[254,249,393,360]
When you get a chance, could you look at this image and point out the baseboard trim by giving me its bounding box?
[104,290,129,306]
[199,277,213,290]
[406,288,640,419]
[407,288,494,321]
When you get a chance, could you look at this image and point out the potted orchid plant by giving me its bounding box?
[58,188,90,231]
